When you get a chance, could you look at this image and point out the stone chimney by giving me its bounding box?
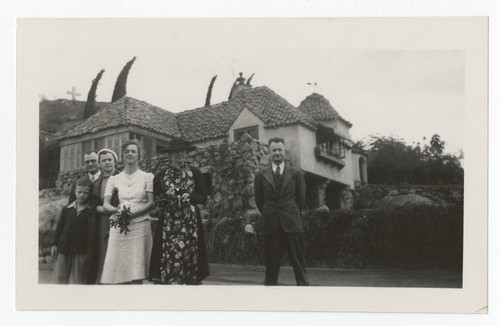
[228,72,253,100]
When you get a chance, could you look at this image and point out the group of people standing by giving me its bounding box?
[51,138,209,285]
[51,136,309,286]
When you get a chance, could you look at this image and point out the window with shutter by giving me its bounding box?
[60,146,68,171]
[121,132,128,145]
[75,144,82,169]
[95,137,105,151]
[143,136,154,160]
[129,132,141,141]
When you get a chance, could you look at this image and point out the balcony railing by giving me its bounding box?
[314,138,347,168]
[319,140,346,158]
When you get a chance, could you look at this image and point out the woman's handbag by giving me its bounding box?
[111,187,119,207]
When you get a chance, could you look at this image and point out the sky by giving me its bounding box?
[28,19,464,154]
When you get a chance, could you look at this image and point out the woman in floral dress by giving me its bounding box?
[149,138,209,285]
[100,140,155,284]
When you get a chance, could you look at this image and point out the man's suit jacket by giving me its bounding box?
[67,172,104,208]
[254,165,306,235]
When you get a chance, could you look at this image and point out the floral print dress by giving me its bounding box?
[153,165,200,285]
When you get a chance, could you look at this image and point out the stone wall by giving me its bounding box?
[56,135,278,218]
[56,170,88,195]
[145,134,275,219]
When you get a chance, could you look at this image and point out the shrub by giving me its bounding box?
[205,216,264,265]
[204,205,463,271]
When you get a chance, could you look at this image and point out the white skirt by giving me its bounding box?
[100,219,152,284]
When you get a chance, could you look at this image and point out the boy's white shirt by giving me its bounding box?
[67,201,90,215]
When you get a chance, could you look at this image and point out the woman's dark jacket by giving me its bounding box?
[149,167,210,282]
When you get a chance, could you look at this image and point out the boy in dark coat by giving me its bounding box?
[51,178,97,284]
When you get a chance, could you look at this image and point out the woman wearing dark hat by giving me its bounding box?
[149,138,209,285]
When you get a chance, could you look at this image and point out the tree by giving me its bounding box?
[440,153,464,184]
[430,134,445,155]
[367,135,412,184]
[111,56,136,102]
[83,69,105,119]
[352,139,368,153]
[365,134,463,185]
[205,75,217,107]
[422,134,447,183]
[39,133,60,189]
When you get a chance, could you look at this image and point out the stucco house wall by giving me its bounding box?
[261,124,302,168]
[296,124,354,188]
[227,109,303,167]
[226,110,357,188]
[228,108,265,143]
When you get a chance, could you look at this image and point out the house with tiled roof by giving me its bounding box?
[58,97,180,171]
[176,85,316,145]
[58,74,367,209]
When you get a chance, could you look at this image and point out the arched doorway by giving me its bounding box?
[325,181,347,210]
[359,157,367,184]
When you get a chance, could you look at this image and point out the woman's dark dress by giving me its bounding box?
[149,166,209,284]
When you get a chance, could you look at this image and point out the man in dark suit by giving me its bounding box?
[68,149,103,206]
[254,137,309,286]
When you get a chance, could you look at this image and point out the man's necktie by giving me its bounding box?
[275,165,283,195]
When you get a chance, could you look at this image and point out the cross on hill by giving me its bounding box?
[66,86,81,101]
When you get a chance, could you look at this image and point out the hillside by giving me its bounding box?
[39,99,108,189]
[39,99,108,133]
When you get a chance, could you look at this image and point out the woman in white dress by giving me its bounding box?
[100,140,155,284]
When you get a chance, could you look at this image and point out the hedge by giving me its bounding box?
[40,195,463,271]
[204,205,463,271]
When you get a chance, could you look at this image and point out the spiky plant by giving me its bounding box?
[205,75,217,107]
[111,56,136,102]
[83,69,105,119]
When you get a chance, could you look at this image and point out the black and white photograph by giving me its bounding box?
[15,16,487,313]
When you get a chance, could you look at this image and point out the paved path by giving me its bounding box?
[39,263,462,288]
